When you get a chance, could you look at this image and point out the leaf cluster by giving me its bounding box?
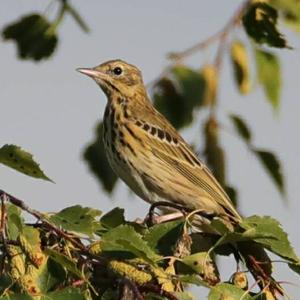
[0,195,299,300]
[1,0,88,61]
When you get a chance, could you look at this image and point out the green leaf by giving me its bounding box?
[272,0,300,33]
[6,203,24,240]
[2,14,58,61]
[37,258,67,293]
[240,215,299,263]
[45,248,84,279]
[18,226,44,267]
[229,114,252,142]
[100,207,126,229]
[288,262,300,276]
[171,65,205,108]
[49,205,102,237]
[0,144,52,181]
[204,117,225,185]
[242,3,288,48]
[172,292,196,300]
[83,122,118,193]
[252,149,285,195]
[270,0,300,19]
[42,287,88,300]
[208,283,254,300]
[101,289,118,300]
[177,274,208,287]
[0,294,33,300]
[230,40,251,94]
[282,11,300,33]
[181,252,220,285]
[21,226,40,247]
[144,219,184,256]
[153,77,191,130]
[0,288,87,300]
[101,224,160,263]
[255,49,281,110]
[153,66,205,130]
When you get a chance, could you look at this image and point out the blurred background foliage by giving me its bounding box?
[2,0,299,206]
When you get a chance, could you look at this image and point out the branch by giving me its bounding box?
[0,189,87,253]
[168,0,250,62]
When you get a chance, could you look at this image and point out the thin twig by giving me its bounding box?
[0,190,87,252]
[0,194,8,275]
[168,0,250,62]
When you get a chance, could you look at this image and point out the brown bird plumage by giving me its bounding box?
[78,59,284,296]
[77,59,241,225]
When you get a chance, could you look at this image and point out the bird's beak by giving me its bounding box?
[76,67,103,79]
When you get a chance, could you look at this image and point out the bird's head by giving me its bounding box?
[77,59,146,99]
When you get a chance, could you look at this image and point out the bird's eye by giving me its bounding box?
[113,67,123,76]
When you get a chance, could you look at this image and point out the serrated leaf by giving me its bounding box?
[230,40,251,94]
[255,49,281,110]
[2,14,58,61]
[208,283,254,300]
[144,219,184,256]
[83,122,118,193]
[0,144,52,181]
[253,149,285,195]
[242,3,288,48]
[49,205,102,237]
[101,224,160,263]
[45,248,84,279]
[240,215,299,263]
[230,114,252,142]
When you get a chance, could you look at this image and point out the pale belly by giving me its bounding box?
[104,141,159,205]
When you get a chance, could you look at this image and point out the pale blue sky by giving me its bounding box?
[1,1,300,298]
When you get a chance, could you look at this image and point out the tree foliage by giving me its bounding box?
[2,0,300,299]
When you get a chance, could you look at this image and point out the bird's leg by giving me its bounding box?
[145,201,187,226]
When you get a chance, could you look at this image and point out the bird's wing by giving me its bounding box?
[130,115,241,222]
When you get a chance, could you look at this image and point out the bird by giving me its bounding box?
[77,59,282,295]
[77,59,241,227]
